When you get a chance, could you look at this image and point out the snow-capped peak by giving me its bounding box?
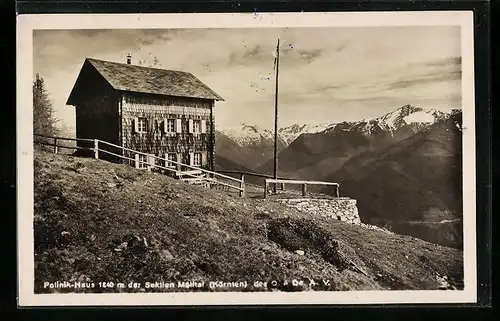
[361,105,449,135]
[279,123,335,145]
[219,123,284,147]
[404,109,440,124]
[219,105,455,147]
[219,122,334,147]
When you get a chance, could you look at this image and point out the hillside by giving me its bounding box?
[33,149,463,293]
[258,126,370,179]
[324,112,463,248]
[215,155,254,172]
[216,122,332,171]
[215,130,286,171]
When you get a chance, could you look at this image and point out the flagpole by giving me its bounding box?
[273,38,280,193]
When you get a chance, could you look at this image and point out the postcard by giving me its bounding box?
[17,11,476,306]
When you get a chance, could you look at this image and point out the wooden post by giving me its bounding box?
[280,182,285,190]
[53,138,58,154]
[147,154,153,172]
[121,145,126,165]
[239,173,245,198]
[302,183,307,196]
[264,180,268,199]
[94,139,99,159]
[273,38,280,194]
[334,185,340,197]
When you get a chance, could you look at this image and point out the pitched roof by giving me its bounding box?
[84,58,223,101]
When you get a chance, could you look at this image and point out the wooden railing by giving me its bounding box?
[34,134,245,196]
[216,169,304,180]
[33,133,93,153]
[216,170,294,194]
[215,169,340,199]
[263,178,340,199]
[216,170,276,179]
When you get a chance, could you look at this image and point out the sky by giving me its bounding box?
[33,26,462,131]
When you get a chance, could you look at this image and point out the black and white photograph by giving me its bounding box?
[17,12,476,305]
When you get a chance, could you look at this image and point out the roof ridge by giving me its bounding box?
[80,57,224,101]
[86,57,192,75]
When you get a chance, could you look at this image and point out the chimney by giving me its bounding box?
[126,53,131,65]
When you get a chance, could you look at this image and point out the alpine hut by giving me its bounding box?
[66,56,223,171]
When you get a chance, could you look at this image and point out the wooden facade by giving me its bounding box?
[120,92,215,170]
[67,58,223,171]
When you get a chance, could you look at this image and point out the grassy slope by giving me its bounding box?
[33,150,463,293]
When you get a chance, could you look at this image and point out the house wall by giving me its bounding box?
[120,91,214,170]
[74,92,120,161]
[71,60,121,161]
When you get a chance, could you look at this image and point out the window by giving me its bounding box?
[137,154,148,169]
[193,120,201,133]
[166,153,177,168]
[165,119,175,133]
[137,117,147,133]
[193,152,202,166]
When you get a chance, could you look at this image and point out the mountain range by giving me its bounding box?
[215,105,463,247]
[218,105,450,149]
[324,111,463,248]
[215,129,286,170]
[216,123,336,171]
[214,123,316,170]
[218,123,334,148]
[256,105,454,178]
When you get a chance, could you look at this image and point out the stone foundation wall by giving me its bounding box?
[274,197,361,224]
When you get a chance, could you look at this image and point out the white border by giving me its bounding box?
[17,11,476,306]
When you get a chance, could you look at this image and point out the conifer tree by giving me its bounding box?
[33,74,58,136]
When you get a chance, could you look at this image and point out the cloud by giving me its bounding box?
[70,30,108,37]
[316,84,343,92]
[296,48,322,62]
[386,70,461,90]
[228,44,268,66]
[242,45,263,59]
[423,56,462,68]
[335,42,348,52]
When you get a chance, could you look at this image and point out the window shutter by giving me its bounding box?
[188,119,194,134]
[163,119,168,133]
[189,152,194,165]
[201,151,207,166]
[147,119,153,133]
[175,119,182,133]
[133,117,139,133]
[134,153,140,168]
[201,120,207,133]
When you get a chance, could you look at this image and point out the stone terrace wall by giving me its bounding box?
[275,197,361,224]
